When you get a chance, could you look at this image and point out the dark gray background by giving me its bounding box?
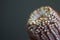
[1,0,60,40]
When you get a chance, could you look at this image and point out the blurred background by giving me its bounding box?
[1,0,60,40]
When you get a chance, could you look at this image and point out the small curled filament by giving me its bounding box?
[26,6,60,40]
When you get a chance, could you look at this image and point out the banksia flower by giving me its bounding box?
[26,6,60,40]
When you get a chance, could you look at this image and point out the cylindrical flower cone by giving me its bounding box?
[26,6,60,40]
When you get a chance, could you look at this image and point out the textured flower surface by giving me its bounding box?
[26,6,60,40]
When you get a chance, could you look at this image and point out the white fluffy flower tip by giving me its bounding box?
[27,6,59,25]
